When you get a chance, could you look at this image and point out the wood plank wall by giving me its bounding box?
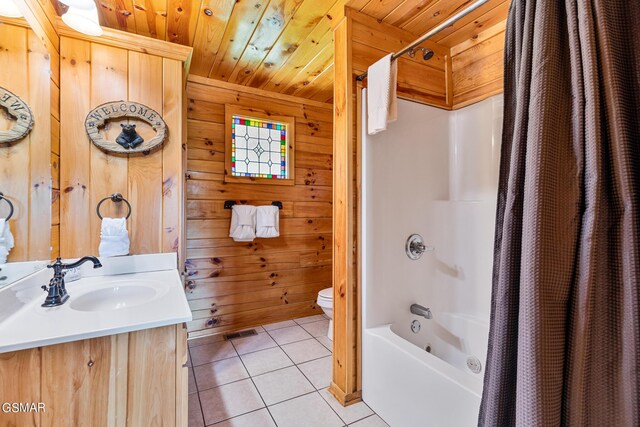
[50,28,60,259]
[349,10,452,108]
[59,35,185,263]
[0,21,53,262]
[14,0,59,56]
[348,8,507,111]
[184,75,333,338]
[451,20,506,109]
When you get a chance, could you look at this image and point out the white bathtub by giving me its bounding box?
[362,313,488,427]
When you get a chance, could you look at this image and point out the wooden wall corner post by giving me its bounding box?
[329,13,361,407]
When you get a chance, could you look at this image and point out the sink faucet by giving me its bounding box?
[410,303,432,320]
[41,257,102,307]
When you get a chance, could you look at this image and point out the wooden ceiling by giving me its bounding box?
[52,0,509,103]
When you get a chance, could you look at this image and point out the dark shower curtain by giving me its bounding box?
[479,1,640,426]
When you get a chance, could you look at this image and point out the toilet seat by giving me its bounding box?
[318,288,333,301]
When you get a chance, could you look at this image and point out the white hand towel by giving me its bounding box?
[0,219,14,264]
[367,53,398,135]
[256,205,280,238]
[229,205,256,242]
[99,217,130,257]
[0,246,8,265]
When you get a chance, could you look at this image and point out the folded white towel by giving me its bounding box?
[98,217,130,257]
[0,247,7,265]
[256,205,280,238]
[367,53,398,135]
[229,205,256,242]
[0,219,15,264]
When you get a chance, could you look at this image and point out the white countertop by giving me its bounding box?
[0,260,48,290]
[0,253,192,353]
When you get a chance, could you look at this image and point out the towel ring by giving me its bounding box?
[0,193,14,221]
[96,193,132,220]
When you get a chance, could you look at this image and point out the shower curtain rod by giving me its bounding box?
[355,0,490,81]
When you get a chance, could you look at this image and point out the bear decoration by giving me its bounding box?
[116,123,144,149]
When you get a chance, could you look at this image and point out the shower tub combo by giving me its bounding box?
[361,93,502,426]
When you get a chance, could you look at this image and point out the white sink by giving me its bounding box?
[0,253,193,353]
[70,281,159,312]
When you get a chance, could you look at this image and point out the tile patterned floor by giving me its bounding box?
[188,315,388,427]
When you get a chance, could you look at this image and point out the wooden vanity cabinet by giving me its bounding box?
[0,323,188,427]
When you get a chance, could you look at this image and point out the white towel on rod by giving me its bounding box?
[0,218,15,264]
[367,53,398,135]
[229,205,257,242]
[98,217,130,257]
[256,205,280,238]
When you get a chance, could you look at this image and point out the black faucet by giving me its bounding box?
[41,257,102,307]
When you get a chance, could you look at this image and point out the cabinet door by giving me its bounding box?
[0,348,41,427]
[126,326,177,426]
[41,337,112,427]
[176,323,188,427]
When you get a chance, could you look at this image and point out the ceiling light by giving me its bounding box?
[58,0,96,10]
[0,0,23,18]
[62,4,103,36]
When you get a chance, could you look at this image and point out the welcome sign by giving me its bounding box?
[0,87,34,144]
[85,101,168,154]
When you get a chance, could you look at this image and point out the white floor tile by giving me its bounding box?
[297,356,332,389]
[263,320,297,331]
[269,392,343,427]
[188,394,204,427]
[240,346,293,377]
[300,319,331,338]
[252,366,314,405]
[194,357,249,390]
[316,335,333,352]
[190,341,237,366]
[199,379,264,425]
[319,388,374,424]
[294,314,328,325]
[210,408,276,427]
[232,332,278,355]
[281,338,331,364]
[188,367,197,394]
[267,325,313,345]
[189,334,226,348]
[349,414,389,427]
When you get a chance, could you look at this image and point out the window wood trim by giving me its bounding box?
[224,105,296,186]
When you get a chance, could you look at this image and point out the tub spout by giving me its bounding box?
[410,304,432,319]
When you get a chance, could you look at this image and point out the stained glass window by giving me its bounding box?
[231,115,288,179]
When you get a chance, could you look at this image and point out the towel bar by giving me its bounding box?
[224,200,283,210]
[0,193,14,221]
[96,193,132,219]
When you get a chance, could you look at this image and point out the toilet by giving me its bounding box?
[316,288,333,340]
